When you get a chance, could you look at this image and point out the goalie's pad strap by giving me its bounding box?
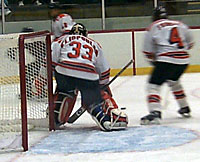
[110,109,128,124]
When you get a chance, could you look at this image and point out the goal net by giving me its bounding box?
[0,31,54,151]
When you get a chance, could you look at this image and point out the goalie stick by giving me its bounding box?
[67,59,133,124]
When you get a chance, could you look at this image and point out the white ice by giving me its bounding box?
[1,73,200,162]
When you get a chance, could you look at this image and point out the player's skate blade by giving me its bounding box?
[140,111,161,125]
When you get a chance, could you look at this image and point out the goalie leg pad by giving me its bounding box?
[53,91,77,125]
[58,94,77,123]
[90,104,111,131]
[110,109,128,130]
[101,91,128,130]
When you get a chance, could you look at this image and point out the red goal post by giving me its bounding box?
[0,31,54,151]
[19,31,54,151]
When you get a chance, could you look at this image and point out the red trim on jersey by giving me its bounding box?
[158,51,189,59]
[100,75,110,81]
[100,69,110,82]
[88,37,102,48]
[143,51,154,59]
[58,60,97,74]
[147,19,182,31]
[101,69,110,76]
[147,19,165,31]
[52,62,58,67]
[61,60,95,69]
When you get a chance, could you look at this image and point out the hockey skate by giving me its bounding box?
[140,111,161,125]
[178,106,191,118]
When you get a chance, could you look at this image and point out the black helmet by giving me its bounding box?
[70,23,88,37]
[152,6,168,21]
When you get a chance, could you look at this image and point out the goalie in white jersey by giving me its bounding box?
[141,6,194,125]
[51,21,128,131]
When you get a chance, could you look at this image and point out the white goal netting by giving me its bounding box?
[0,31,53,151]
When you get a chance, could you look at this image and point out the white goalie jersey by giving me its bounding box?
[143,19,194,64]
[51,34,110,85]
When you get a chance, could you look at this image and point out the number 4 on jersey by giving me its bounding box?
[169,27,184,49]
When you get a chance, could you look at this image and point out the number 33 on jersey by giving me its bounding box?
[51,34,110,85]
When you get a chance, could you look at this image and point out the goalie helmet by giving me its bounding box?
[152,6,168,21]
[52,13,76,38]
[70,23,88,37]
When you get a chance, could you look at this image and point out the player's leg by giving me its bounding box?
[140,62,168,125]
[79,80,127,131]
[53,90,77,126]
[167,80,190,117]
[78,80,111,131]
[53,71,77,127]
[140,83,162,125]
[167,64,190,117]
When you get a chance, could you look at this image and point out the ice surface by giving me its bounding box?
[1,73,200,162]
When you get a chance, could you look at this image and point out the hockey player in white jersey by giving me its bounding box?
[51,22,128,131]
[140,6,194,125]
